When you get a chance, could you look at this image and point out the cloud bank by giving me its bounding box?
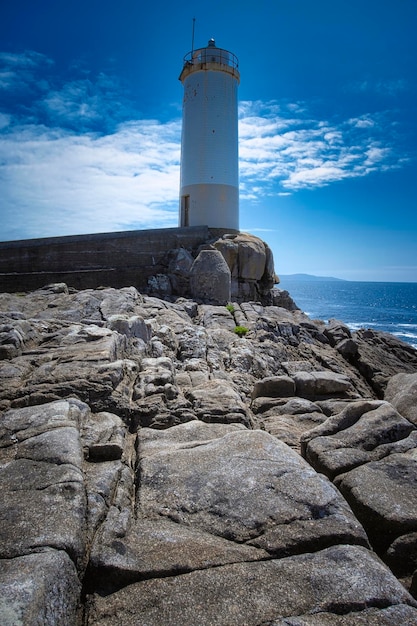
[0,51,410,240]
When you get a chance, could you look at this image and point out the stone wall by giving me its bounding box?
[0,226,212,293]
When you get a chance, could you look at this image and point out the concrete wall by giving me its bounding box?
[0,226,213,293]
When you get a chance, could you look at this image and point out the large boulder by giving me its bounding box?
[385,372,417,426]
[214,232,278,302]
[352,328,417,396]
[189,249,231,305]
[251,375,296,399]
[293,370,353,399]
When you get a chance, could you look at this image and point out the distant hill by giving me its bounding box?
[278,273,347,282]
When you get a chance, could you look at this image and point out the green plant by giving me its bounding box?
[226,303,235,313]
[234,325,249,337]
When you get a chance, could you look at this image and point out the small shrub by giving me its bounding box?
[234,325,249,337]
[226,303,235,313]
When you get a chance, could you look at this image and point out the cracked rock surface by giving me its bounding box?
[1,284,417,624]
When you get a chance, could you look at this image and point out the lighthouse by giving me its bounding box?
[179,38,240,231]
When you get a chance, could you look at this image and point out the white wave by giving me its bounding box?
[347,322,372,331]
[397,323,417,329]
[393,331,417,340]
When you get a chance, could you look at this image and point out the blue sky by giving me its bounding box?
[0,0,416,281]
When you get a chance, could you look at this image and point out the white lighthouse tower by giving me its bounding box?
[179,38,240,231]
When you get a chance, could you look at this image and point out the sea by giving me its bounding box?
[277,278,417,351]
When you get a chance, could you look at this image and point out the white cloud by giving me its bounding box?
[0,121,181,239]
[238,101,407,193]
[348,115,375,129]
[0,51,53,93]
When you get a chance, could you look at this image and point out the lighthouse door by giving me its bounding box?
[181,195,190,227]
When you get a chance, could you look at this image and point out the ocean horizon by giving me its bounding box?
[277,278,417,350]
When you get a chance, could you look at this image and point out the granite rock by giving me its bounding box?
[137,421,368,551]
[0,550,81,626]
[0,284,417,623]
[385,371,417,426]
[190,249,231,304]
[86,545,417,626]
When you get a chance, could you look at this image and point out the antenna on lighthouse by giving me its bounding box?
[191,17,196,56]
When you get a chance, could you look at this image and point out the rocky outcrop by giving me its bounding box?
[213,231,278,301]
[146,231,281,304]
[1,284,417,624]
[301,399,417,589]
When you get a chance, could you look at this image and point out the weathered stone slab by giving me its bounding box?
[137,419,246,454]
[257,413,327,452]
[252,396,322,416]
[86,545,417,626]
[0,550,81,626]
[0,397,88,448]
[272,605,417,625]
[0,400,87,569]
[0,320,139,413]
[89,516,269,592]
[385,372,417,426]
[301,400,415,479]
[252,397,327,451]
[294,370,352,399]
[335,450,417,554]
[0,460,86,566]
[251,375,296,399]
[84,460,126,541]
[137,422,368,554]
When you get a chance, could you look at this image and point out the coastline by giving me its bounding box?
[278,279,417,350]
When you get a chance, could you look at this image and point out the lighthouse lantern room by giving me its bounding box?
[179,38,240,231]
